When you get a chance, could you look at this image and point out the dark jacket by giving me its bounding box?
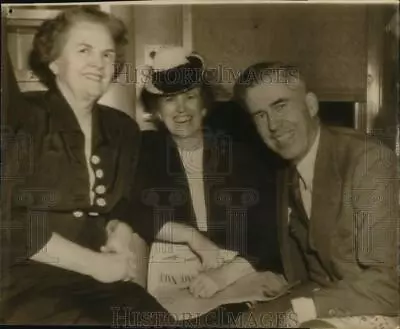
[1,53,141,272]
[129,129,283,273]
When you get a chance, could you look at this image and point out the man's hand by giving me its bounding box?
[259,271,289,297]
[290,297,317,325]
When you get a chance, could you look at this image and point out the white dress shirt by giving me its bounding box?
[295,128,321,219]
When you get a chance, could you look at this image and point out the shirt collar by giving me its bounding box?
[296,127,320,190]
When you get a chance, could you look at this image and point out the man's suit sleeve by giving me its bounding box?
[312,142,399,317]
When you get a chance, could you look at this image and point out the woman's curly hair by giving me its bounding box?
[29,6,128,88]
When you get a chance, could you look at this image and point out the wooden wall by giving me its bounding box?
[192,3,368,101]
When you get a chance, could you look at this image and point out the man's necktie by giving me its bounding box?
[289,166,309,224]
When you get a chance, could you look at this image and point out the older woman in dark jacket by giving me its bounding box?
[1,7,175,325]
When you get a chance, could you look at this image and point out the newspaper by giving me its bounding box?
[147,242,289,320]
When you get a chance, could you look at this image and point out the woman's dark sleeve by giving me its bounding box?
[106,130,163,244]
[1,50,53,269]
[226,142,283,273]
[2,51,33,130]
[105,117,141,221]
[130,132,176,244]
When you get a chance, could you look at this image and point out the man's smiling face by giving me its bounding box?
[245,82,319,163]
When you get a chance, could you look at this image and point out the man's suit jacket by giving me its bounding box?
[128,129,283,273]
[278,125,399,318]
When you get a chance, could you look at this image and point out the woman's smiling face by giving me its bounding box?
[157,87,206,139]
[49,20,116,101]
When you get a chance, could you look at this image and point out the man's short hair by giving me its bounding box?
[233,62,307,108]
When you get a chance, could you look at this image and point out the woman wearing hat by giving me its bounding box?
[135,47,285,302]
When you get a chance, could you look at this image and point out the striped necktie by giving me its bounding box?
[289,166,308,224]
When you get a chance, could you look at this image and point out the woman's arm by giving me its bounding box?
[155,221,198,244]
[155,221,225,269]
[206,256,256,288]
[31,232,133,283]
[188,256,255,298]
[2,48,34,130]
[31,232,98,275]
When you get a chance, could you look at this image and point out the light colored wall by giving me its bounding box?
[133,5,183,130]
[98,5,136,119]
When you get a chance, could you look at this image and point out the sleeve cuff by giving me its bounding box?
[291,297,317,324]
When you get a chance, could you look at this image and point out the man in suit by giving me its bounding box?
[233,62,399,327]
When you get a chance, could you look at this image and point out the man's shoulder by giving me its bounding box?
[325,125,370,142]
[324,125,390,153]
[323,125,396,170]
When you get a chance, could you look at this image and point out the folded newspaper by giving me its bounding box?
[147,242,289,320]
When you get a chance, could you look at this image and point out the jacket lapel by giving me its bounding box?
[92,106,119,190]
[165,135,185,178]
[46,89,85,165]
[310,126,342,268]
